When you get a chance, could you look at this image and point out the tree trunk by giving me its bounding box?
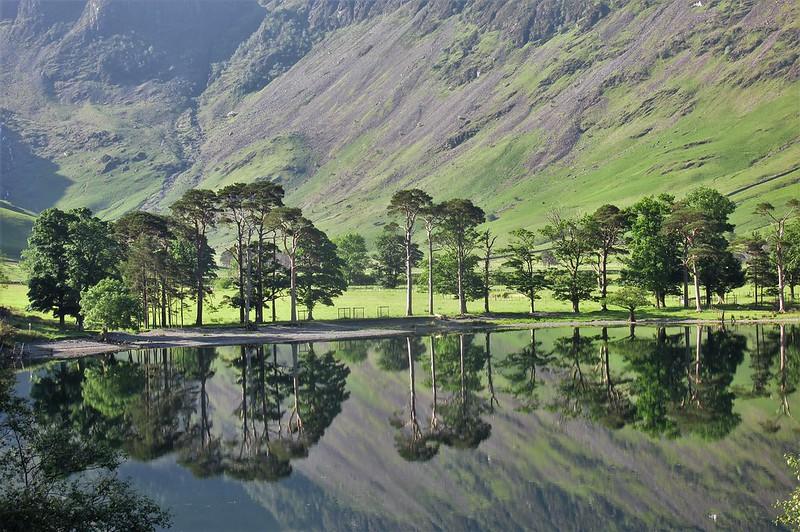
[237,238,245,324]
[195,236,204,326]
[529,289,535,314]
[572,296,580,314]
[405,229,413,317]
[692,264,702,312]
[629,308,635,322]
[600,253,608,311]
[457,254,466,314]
[307,306,314,320]
[196,276,203,326]
[682,264,689,309]
[244,246,252,326]
[427,234,434,314]
[777,263,786,313]
[143,271,149,329]
[59,313,65,327]
[429,336,437,429]
[256,237,263,324]
[161,281,167,327]
[272,234,278,322]
[289,255,297,322]
[484,258,490,314]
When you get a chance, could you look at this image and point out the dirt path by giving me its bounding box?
[12,315,800,361]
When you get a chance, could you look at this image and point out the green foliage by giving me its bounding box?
[80,278,140,331]
[0,367,170,531]
[23,208,79,325]
[776,453,800,530]
[419,251,483,302]
[541,213,595,313]
[334,232,372,285]
[373,223,420,289]
[296,228,348,319]
[500,228,547,312]
[606,286,650,321]
[621,194,681,305]
[23,207,120,326]
[81,363,146,418]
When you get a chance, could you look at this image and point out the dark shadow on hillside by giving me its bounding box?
[0,119,70,212]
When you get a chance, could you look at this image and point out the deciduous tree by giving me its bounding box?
[540,212,594,313]
[500,229,546,313]
[387,189,432,316]
[606,286,650,322]
[334,233,371,285]
[296,227,347,320]
[170,188,219,326]
[80,278,140,335]
[755,199,800,312]
[24,209,79,327]
[267,207,313,322]
[621,195,680,307]
[438,199,485,314]
[586,204,630,310]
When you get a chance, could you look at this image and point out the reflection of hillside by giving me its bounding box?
[23,325,800,531]
[237,327,798,530]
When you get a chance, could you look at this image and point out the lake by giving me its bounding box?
[14,324,800,531]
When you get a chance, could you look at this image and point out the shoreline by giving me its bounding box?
[10,315,800,361]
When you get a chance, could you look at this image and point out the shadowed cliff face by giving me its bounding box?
[0,0,797,246]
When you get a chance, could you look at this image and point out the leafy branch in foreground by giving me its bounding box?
[776,452,800,530]
[0,367,171,531]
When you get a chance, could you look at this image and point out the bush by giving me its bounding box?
[80,279,140,333]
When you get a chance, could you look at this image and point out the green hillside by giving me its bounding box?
[1,0,798,248]
[0,200,34,258]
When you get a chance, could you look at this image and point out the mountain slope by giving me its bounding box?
[0,0,798,246]
[0,199,34,257]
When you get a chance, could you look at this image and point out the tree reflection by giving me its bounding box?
[176,348,224,478]
[762,324,799,429]
[392,337,440,461]
[615,326,744,439]
[619,327,686,436]
[335,340,371,363]
[675,326,744,439]
[548,328,634,429]
[123,349,194,460]
[498,330,553,413]
[749,324,779,397]
[277,343,350,458]
[376,337,424,371]
[434,335,491,449]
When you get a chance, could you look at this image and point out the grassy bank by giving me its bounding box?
[2,258,798,346]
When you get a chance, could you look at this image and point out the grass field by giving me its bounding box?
[2,258,798,343]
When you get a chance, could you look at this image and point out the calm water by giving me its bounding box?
[15,325,800,531]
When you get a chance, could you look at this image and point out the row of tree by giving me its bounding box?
[23,184,799,330]
[359,189,799,316]
[24,181,349,329]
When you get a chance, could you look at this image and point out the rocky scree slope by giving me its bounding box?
[0,0,797,255]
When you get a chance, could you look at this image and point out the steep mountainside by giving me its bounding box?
[0,0,798,255]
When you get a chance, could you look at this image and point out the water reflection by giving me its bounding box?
[23,324,800,530]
